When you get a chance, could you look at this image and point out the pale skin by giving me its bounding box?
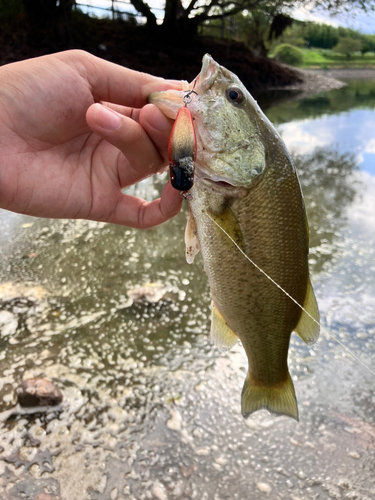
[0,50,183,229]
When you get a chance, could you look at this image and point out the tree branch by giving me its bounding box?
[129,0,157,26]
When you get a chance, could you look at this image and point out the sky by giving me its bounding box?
[293,5,375,34]
[75,0,375,34]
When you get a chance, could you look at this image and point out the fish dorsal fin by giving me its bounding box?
[185,210,200,264]
[208,205,245,251]
[211,301,238,351]
[294,278,320,345]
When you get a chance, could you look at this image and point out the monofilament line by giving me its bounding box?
[205,212,375,378]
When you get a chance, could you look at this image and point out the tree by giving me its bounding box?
[136,0,375,39]
[21,0,74,46]
[274,43,303,65]
[333,36,362,59]
[235,10,294,56]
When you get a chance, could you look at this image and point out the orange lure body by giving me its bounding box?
[167,106,196,192]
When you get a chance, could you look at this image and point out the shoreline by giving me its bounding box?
[283,67,375,96]
[310,68,375,79]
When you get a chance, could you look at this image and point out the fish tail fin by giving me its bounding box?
[241,372,299,421]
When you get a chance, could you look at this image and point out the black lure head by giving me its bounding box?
[169,157,194,191]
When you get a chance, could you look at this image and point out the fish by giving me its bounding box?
[149,54,320,421]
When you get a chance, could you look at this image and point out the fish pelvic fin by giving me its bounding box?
[294,278,320,345]
[241,372,299,421]
[185,210,200,264]
[211,301,238,351]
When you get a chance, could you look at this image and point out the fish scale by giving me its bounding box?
[190,168,307,383]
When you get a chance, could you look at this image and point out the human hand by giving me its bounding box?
[0,50,183,228]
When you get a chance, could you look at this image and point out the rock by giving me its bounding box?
[16,378,63,408]
[123,282,177,307]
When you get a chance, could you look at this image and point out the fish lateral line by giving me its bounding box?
[205,211,375,379]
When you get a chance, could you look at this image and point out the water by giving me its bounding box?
[1,78,375,500]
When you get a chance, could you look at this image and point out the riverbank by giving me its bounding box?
[285,67,347,93]
[311,68,375,79]
[1,11,362,98]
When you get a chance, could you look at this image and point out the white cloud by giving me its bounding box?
[277,120,334,155]
[364,138,375,155]
[348,171,375,236]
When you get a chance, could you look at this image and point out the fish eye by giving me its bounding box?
[225,86,244,105]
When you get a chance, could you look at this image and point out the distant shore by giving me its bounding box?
[270,66,375,99]
[311,68,375,79]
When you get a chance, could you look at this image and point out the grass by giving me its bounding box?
[300,48,375,68]
[270,46,375,69]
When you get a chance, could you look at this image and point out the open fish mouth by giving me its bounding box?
[194,165,241,191]
[204,179,234,188]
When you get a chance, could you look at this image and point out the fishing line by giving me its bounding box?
[205,212,375,378]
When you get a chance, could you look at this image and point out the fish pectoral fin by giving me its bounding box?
[241,372,299,421]
[294,278,320,345]
[211,301,238,351]
[185,210,200,264]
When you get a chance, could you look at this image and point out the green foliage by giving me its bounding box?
[363,34,375,52]
[304,22,340,49]
[273,43,303,66]
[278,20,375,53]
[270,45,375,68]
[361,44,370,55]
[333,36,362,59]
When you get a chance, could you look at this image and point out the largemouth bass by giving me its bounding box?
[149,54,320,421]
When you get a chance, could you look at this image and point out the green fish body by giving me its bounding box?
[149,54,320,420]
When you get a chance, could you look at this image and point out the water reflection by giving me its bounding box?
[293,148,360,274]
[267,79,375,174]
[266,79,375,124]
[1,79,375,499]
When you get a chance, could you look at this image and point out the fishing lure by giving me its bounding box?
[167,86,197,196]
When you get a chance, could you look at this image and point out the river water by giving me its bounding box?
[0,78,375,500]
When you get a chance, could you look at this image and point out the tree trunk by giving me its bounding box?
[162,0,198,42]
[22,0,74,48]
[130,0,157,31]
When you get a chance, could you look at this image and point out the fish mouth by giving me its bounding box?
[199,175,247,197]
[201,177,235,188]
[195,166,240,191]
[148,88,188,119]
[148,54,219,117]
[197,54,219,90]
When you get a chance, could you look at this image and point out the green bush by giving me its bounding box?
[273,44,304,66]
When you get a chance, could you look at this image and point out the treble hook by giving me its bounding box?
[182,79,198,106]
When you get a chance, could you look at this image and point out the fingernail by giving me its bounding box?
[94,104,121,131]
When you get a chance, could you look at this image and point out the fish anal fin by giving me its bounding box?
[241,372,299,421]
[208,204,245,251]
[211,301,238,351]
[185,210,200,264]
[295,278,320,345]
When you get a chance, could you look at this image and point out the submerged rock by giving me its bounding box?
[16,379,63,408]
[123,282,178,307]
